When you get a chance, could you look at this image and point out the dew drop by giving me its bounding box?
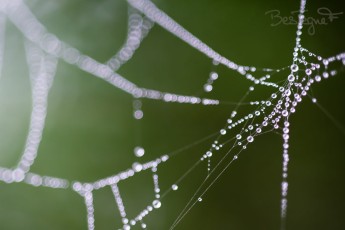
[134,147,145,157]
[247,136,254,143]
[204,84,213,92]
[288,74,295,82]
[291,64,299,72]
[282,110,289,117]
[152,200,161,209]
[172,184,178,191]
[134,110,143,120]
[220,129,226,135]
[210,72,218,80]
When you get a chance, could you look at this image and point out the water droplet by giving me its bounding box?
[152,200,161,209]
[132,162,143,172]
[288,74,295,82]
[285,89,291,97]
[282,110,288,117]
[134,147,145,157]
[210,72,218,80]
[172,184,178,191]
[198,197,202,202]
[291,64,299,72]
[134,110,143,119]
[204,84,213,92]
[220,129,226,135]
[247,136,254,143]
[236,134,242,140]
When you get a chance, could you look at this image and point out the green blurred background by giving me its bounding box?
[0,0,345,229]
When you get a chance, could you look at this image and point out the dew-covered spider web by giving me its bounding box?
[0,0,344,229]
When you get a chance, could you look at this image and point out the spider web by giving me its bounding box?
[0,0,344,229]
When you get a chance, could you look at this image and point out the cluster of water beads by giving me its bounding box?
[152,167,161,200]
[202,78,281,167]
[201,102,271,174]
[203,60,288,95]
[204,71,219,93]
[193,40,345,218]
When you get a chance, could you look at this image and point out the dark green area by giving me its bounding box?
[0,0,344,229]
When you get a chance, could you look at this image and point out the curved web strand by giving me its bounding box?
[127,0,282,87]
[3,0,221,107]
[0,13,5,80]
[106,6,154,71]
[15,41,58,179]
